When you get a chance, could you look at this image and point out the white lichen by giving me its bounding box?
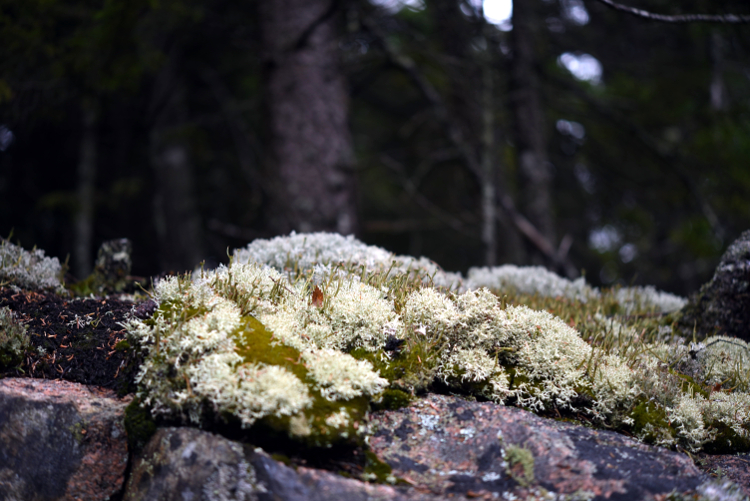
[466,265,597,302]
[614,285,687,314]
[302,348,388,401]
[0,239,62,291]
[233,231,464,290]
[121,232,748,453]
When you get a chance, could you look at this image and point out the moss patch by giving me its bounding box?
[505,444,535,487]
[124,397,157,455]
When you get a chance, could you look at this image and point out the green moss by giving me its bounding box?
[124,397,157,455]
[505,444,535,487]
[67,275,97,297]
[233,316,372,448]
[270,453,291,466]
[371,389,413,411]
[702,422,750,454]
[363,450,393,483]
[350,341,439,395]
[671,371,710,399]
[629,399,673,443]
[115,339,131,351]
[0,306,29,369]
[68,421,87,444]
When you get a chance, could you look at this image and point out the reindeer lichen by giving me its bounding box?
[123,232,750,454]
[0,238,62,291]
[0,306,29,368]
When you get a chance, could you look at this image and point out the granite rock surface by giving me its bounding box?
[0,378,130,501]
[681,229,750,341]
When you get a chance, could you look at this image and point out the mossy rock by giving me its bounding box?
[124,397,157,455]
[679,229,750,342]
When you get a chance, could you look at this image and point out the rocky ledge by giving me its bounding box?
[0,377,747,501]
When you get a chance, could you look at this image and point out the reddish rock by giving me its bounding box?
[368,394,739,500]
[0,378,130,501]
[125,427,444,501]
[695,453,750,498]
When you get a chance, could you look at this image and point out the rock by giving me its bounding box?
[93,238,133,293]
[695,452,750,498]
[367,394,737,500]
[0,378,130,501]
[680,229,750,341]
[125,427,443,501]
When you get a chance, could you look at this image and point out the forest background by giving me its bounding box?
[1,0,749,296]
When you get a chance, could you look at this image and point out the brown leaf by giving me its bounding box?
[311,285,324,307]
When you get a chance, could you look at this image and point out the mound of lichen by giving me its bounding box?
[0,306,29,368]
[125,232,750,454]
[233,231,464,290]
[0,238,63,291]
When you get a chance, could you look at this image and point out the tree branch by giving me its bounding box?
[361,17,480,177]
[591,0,750,24]
[380,154,475,237]
[548,71,726,243]
[364,16,578,276]
[497,195,579,278]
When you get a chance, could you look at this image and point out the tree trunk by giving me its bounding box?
[149,52,204,273]
[710,31,727,111]
[258,0,356,235]
[510,0,555,262]
[480,35,497,266]
[73,98,97,279]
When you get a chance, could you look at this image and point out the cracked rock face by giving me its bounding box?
[0,378,130,501]
[681,229,750,341]
[124,427,443,501]
[368,394,724,501]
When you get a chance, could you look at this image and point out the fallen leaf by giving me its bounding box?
[312,286,324,307]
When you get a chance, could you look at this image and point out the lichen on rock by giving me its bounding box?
[125,263,390,446]
[0,306,29,368]
[0,238,62,291]
[123,231,750,454]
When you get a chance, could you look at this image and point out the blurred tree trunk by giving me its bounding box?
[510,0,555,262]
[73,98,98,279]
[258,0,357,235]
[149,51,204,272]
[480,52,497,266]
[710,31,728,111]
[428,0,503,266]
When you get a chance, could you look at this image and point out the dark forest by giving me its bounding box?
[2,0,750,295]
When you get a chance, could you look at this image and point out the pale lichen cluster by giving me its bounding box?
[467,265,597,303]
[125,232,749,453]
[233,231,464,290]
[467,264,687,313]
[125,266,390,444]
[0,306,29,368]
[0,238,62,291]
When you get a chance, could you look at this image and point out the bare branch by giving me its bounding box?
[591,0,750,24]
[379,154,474,236]
[497,195,579,278]
[548,72,726,243]
[365,16,579,276]
[361,17,480,177]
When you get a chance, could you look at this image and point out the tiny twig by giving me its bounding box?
[592,0,750,24]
